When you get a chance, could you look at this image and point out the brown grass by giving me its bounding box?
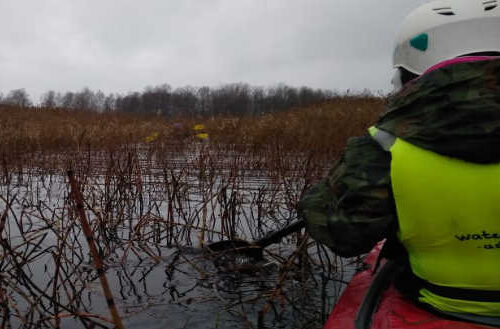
[0,106,170,153]
[204,96,384,155]
[0,96,385,168]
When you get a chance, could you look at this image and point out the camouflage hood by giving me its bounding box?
[376,58,500,164]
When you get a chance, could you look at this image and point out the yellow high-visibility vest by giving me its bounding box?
[370,126,500,315]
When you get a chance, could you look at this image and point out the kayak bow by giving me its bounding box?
[325,243,498,329]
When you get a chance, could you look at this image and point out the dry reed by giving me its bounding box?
[0,96,385,329]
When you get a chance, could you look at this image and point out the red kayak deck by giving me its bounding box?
[325,244,495,329]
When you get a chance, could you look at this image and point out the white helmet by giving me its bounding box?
[393,0,500,76]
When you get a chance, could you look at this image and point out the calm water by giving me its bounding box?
[0,157,355,329]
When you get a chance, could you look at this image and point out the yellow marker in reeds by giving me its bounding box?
[195,133,209,140]
[145,132,159,143]
[193,124,208,140]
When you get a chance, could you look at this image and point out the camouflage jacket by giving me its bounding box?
[298,58,500,257]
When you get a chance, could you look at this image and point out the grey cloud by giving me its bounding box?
[0,0,429,101]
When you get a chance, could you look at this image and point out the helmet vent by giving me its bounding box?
[432,7,455,16]
[483,0,498,11]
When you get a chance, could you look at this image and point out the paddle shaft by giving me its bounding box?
[254,219,306,249]
[206,219,305,256]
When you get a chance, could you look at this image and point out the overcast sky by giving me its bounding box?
[0,0,429,102]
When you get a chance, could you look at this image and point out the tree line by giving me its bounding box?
[0,83,375,116]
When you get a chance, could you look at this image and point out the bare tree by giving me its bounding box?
[30,82,337,115]
[61,92,75,109]
[171,86,197,115]
[73,88,95,110]
[4,89,32,107]
[197,86,211,114]
[251,87,265,115]
[103,94,116,112]
[94,90,106,111]
[40,90,57,108]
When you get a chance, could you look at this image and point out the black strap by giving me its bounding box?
[355,260,401,329]
[422,281,500,303]
[436,310,500,328]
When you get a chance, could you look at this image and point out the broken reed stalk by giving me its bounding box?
[67,170,125,329]
[199,193,208,247]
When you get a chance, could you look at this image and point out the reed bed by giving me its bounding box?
[0,96,383,168]
[0,96,385,329]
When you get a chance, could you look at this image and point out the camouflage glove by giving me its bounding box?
[299,135,397,257]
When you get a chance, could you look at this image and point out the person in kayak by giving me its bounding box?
[299,0,500,321]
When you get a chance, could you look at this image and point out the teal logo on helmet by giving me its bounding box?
[410,33,428,51]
